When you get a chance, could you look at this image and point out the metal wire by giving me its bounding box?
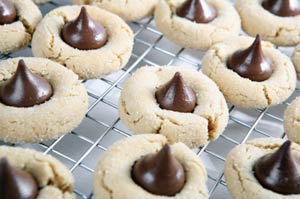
[0,0,298,198]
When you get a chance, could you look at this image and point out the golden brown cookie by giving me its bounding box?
[0,57,88,143]
[119,66,228,148]
[72,0,158,21]
[155,0,241,50]
[202,36,296,108]
[31,5,134,79]
[225,138,300,199]
[0,146,76,199]
[94,134,208,199]
[0,0,42,54]
[236,0,300,46]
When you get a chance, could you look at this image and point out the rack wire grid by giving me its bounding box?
[1,0,300,198]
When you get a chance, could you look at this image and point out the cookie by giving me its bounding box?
[119,66,228,148]
[31,5,133,79]
[0,57,88,143]
[94,134,208,199]
[202,35,296,109]
[225,138,300,199]
[235,0,300,46]
[292,45,300,80]
[154,0,241,50]
[72,0,158,22]
[0,0,42,54]
[284,97,300,144]
[0,145,76,199]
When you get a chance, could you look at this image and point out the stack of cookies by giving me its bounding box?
[1,0,300,199]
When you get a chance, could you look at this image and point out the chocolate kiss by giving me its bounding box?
[155,72,196,113]
[176,0,217,23]
[0,59,53,107]
[132,144,185,196]
[262,0,300,17]
[0,0,17,25]
[0,158,38,199]
[227,34,274,82]
[62,7,108,50]
[254,141,300,195]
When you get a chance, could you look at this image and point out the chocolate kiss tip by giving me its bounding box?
[174,72,183,82]
[280,140,292,151]
[162,143,171,151]
[0,157,38,199]
[175,71,181,77]
[0,0,17,25]
[254,140,300,195]
[0,59,53,107]
[155,72,196,113]
[0,157,8,166]
[61,6,107,50]
[160,143,171,154]
[79,6,89,22]
[158,144,171,159]
[255,34,261,42]
[274,140,293,160]
[251,34,262,51]
[176,0,217,24]
[80,6,87,14]
[18,59,27,70]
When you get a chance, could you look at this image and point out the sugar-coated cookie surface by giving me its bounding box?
[202,36,296,108]
[154,0,241,50]
[32,5,133,79]
[284,97,300,144]
[292,45,300,80]
[119,66,228,148]
[0,57,88,143]
[0,0,42,54]
[0,146,76,199]
[94,134,208,199]
[72,0,158,21]
[236,0,300,46]
[225,138,300,199]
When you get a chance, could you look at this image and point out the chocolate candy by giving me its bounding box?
[0,0,17,25]
[262,0,300,17]
[254,140,300,195]
[132,144,185,196]
[176,0,217,23]
[0,158,38,199]
[155,72,196,113]
[62,7,108,50]
[227,34,274,82]
[0,59,53,107]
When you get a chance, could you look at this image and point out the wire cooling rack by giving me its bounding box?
[1,0,300,198]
